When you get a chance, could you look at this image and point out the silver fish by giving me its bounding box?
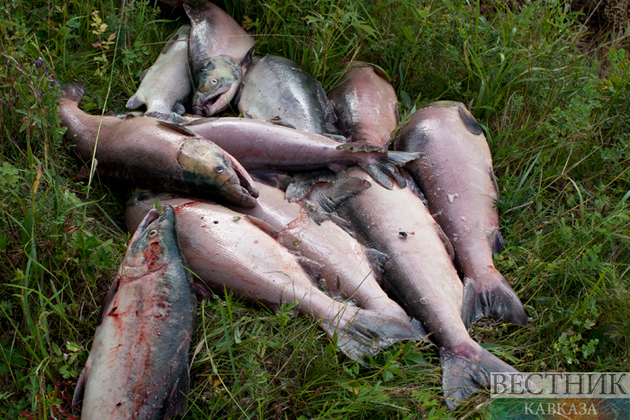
[238,55,335,134]
[126,25,192,120]
[229,179,413,321]
[73,205,196,419]
[126,190,424,361]
[175,116,420,189]
[185,0,254,116]
[328,62,399,148]
[337,167,518,409]
[60,82,259,207]
[394,101,528,327]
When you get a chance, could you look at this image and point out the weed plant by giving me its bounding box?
[0,0,629,418]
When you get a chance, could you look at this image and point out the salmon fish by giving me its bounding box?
[328,62,399,148]
[174,117,420,189]
[185,0,254,116]
[60,81,258,207]
[126,191,424,360]
[337,167,518,409]
[126,25,192,120]
[228,179,413,321]
[238,55,335,134]
[73,205,196,419]
[394,102,527,327]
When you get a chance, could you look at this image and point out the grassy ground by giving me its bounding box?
[1,0,629,418]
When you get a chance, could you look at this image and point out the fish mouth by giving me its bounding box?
[129,208,160,244]
[194,86,230,116]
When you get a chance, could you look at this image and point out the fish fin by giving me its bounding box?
[490,229,505,254]
[169,112,190,123]
[182,3,195,20]
[174,103,186,115]
[61,81,85,104]
[399,168,427,203]
[145,111,171,120]
[240,46,254,71]
[250,170,294,190]
[336,143,387,153]
[71,365,89,409]
[161,27,184,55]
[97,275,121,325]
[323,309,425,361]
[268,118,297,130]
[462,274,528,328]
[322,133,348,143]
[233,81,244,106]
[294,254,324,283]
[193,279,213,301]
[361,151,423,190]
[434,222,455,261]
[285,170,339,202]
[245,215,278,239]
[364,248,389,284]
[306,175,371,214]
[457,104,483,136]
[370,64,391,81]
[488,166,500,196]
[441,343,518,410]
[138,67,150,82]
[163,365,190,418]
[156,119,197,136]
[181,116,219,126]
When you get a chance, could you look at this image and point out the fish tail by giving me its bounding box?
[321,308,425,361]
[126,93,145,110]
[462,273,528,328]
[441,342,517,410]
[61,81,85,104]
[361,151,423,190]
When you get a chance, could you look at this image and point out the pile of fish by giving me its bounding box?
[63,0,529,417]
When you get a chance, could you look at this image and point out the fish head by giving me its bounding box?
[179,138,258,208]
[191,56,242,116]
[119,205,179,279]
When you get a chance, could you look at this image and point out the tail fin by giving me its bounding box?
[462,273,528,328]
[61,81,85,104]
[361,151,423,190]
[126,93,145,110]
[441,342,517,410]
[321,308,426,361]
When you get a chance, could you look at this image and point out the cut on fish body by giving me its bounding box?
[394,101,527,327]
[60,81,258,207]
[178,116,421,189]
[126,191,424,361]
[73,205,196,419]
[337,167,518,409]
[126,25,192,120]
[238,55,335,134]
[328,62,399,149]
[228,180,413,321]
[185,0,255,116]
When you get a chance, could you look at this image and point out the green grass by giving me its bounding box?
[1,0,629,418]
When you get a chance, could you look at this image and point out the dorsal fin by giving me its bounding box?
[245,215,278,238]
[157,119,197,136]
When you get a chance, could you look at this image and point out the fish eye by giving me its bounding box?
[211,78,218,84]
[214,165,224,173]
[148,229,158,237]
